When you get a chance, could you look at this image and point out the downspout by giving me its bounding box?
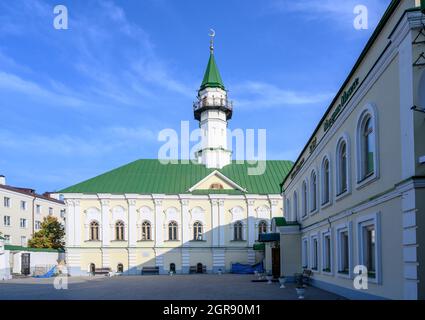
[31,196,36,238]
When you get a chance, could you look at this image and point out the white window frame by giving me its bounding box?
[3,215,11,226]
[4,197,11,208]
[292,191,299,222]
[49,207,53,215]
[321,229,333,275]
[35,220,42,230]
[302,237,309,268]
[320,155,332,208]
[356,103,379,189]
[335,222,353,279]
[20,200,27,211]
[335,134,352,200]
[36,204,41,214]
[21,236,27,247]
[357,212,382,284]
[3,235,10,244]
[20,218,27,229]
[310,233,320,271]
[285,198,291,221]
[309,169,319,215]
[301,179,309,220]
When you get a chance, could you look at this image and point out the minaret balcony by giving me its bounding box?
[193,97,233,120]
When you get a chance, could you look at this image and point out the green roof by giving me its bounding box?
[200,53,225,90]
[59,159,293,195]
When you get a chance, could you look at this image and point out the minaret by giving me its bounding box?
[194,30,233,169]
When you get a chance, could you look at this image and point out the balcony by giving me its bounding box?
[193,97,233,120]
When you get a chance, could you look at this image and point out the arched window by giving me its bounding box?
[234,221,243,241]
[115,220,125,241]
[141,221,151,241]
[293,191,298,220]
[193,221,203,241]
[336,139,349,195]
[357,106,378,184]
[168,221,178,241]
[90,221,99,241]
[310,170,317,212]
[321,158,330,205]
[361,116,375,178]
[302,181,308,218]
[258,220,267,235]
[117,263,123,273]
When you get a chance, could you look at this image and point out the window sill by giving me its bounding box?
[85,240,102,243]
[137,240,154,242]
[111,240,127,242]
[321,269,333,276]
[164,240,180,242]
[337,271,351,279]
[320,201,332,210]
[230,240,247,243]
[309,209,319,216]
[356,173,378,190]
[335,190,351,202]
[190,240,206,242]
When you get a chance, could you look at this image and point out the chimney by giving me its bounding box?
[0,175,5,185]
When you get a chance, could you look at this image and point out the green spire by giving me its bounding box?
[200,53,225,91]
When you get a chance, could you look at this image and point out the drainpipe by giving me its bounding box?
[31,196,36,238]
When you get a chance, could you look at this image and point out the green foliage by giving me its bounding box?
[28,216,65,249]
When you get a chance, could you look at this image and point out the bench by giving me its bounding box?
[294,269,313,287]
[189,265,207,274]
[142,266,159,275]
[93,268,111,275]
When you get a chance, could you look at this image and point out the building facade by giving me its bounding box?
[58,42,292,276]
[280,0,425,300]
[0,175,65,247]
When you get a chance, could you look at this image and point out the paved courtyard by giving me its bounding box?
[0,274,344,300]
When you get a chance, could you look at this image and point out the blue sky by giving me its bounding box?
[0,0,391,192]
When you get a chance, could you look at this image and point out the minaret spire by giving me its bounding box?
[193,30,233,169]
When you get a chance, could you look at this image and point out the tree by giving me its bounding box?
[28,216,65,249]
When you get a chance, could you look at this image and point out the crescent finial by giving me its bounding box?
[209,28,215,54]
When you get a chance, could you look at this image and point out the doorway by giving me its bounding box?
[21,253,30,275]
[196,263,203,274]
[272,248,280,278]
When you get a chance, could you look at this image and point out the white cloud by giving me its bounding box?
[0,125,158,157]
[271,0,389,28]
[232,81,332,109]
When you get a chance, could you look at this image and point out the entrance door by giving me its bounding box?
[272,248,280,278]
[21,253,31,275]
[196,263,203,274]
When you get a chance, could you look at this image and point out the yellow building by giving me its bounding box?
[280,0,425,300]
[57,41,292,276]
